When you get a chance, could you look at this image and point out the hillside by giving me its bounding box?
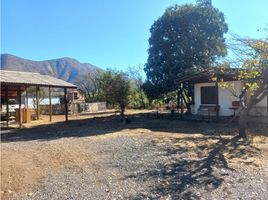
[0,54,102,84]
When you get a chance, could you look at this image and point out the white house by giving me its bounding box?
[176,68,268,117]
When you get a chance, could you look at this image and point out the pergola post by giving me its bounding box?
[49,86,52,122]
[267,90,268,117]
[64,88,68,122]
[215,81,219,121]
[180,83,183,119]
[177,88,180,110]
[71,91,74,115]
[18,86,22,129]
[25,87,28,108]
[5,85,9,127]
[36,86,39,120]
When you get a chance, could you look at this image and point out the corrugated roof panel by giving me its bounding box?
[0,70,77,88]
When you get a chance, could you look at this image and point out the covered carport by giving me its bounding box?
[0,70,77,128]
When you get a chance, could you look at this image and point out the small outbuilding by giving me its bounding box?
[175,68,268,119]
[0,70,77,128]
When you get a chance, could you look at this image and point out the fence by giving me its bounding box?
[40,102,107,115]
[78,102,106,113]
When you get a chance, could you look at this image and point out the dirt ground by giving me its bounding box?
[1,110,268,199]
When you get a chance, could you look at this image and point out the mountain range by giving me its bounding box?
[0,54,102,84]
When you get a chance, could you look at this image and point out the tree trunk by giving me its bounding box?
[181,91,191,114]
[120,103,125,121]
[177,89,180,109]
[239,109,247,138]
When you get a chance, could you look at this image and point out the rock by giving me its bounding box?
[26,192,33,196]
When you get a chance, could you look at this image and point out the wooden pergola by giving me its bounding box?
[1,70,77,128]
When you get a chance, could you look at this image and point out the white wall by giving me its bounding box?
[193,81,242,116]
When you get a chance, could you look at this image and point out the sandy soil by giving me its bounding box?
[1,110,267,199]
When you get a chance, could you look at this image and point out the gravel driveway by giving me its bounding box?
[1,114,268,200]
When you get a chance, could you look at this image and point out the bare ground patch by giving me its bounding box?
[1,138,100,199]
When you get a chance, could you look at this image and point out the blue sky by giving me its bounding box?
[1,0,268,70]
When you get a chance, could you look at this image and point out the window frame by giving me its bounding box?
[200,86,218,105]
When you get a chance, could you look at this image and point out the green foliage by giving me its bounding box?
[142,82,166,101]
[81,69,131,117]
[151,99,166,109]
[80,66,150,112]
[148,91,178,109]
[97,70,117,106]
[127,65,149,109]
[144,3,228,97]
[111,71,131,116]
[128,84,149,109]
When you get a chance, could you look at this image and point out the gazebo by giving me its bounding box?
[0,70,77,128]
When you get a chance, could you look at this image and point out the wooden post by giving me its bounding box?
[36,86,39,120]
[180,83,183,119]
[71,91,74,115]
[266,91,268,117]
[5,86,9,127]
[49,86,52,122]
[64,88,68,122]
[177,88,180,110]
[18,87,22,128]
[215,81,219,121]
[25,87,28,108]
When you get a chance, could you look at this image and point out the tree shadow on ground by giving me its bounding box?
[1,112,264,199]
[1,113,240,142]
[125,135,261,199]
[1,112,267,143]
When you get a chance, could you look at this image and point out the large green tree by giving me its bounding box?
[144,3,228,97]
[80,70,131,117]
[112,72,131,120]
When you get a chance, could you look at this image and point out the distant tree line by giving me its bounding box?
[79,66,149,120]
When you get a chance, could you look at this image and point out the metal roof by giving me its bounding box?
[0,70,77,88]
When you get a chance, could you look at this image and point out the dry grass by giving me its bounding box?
[1,139,100,199]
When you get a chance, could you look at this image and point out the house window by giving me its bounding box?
[201,86,217,104]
